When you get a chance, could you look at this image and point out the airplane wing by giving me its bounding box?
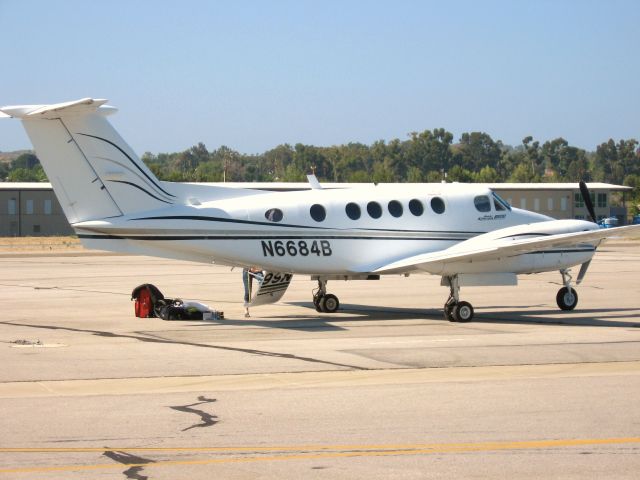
[370,224,640,275]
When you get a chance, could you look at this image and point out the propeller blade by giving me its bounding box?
[579,181,597,223]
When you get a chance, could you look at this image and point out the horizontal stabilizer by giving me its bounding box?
[0,98,114,119]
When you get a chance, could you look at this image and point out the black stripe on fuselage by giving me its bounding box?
[129,215,485,235]
[76,234,468,241]
[77,133,176,198]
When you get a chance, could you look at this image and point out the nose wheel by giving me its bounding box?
[556,270,579,311]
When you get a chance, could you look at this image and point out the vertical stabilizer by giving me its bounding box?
[0,98,176,224]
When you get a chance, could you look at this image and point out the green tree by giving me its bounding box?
[7,165,47,182]
[508,162,538,182]
[474,165,500,183]
[447,165,474,182]
[453,132,502,171]
[11,153,40,170]
[406,128,453,175]
[372,161,395,183]
[406,166,424,182]
[0,162,9,180]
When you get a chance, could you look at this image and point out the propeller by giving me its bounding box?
[576,181,597,284]
[579,181,597,223]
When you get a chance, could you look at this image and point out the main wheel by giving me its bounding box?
[556,287,578,311]
[452,301,474,322]
[320,294,340,313]
[313,294,324,312]
[444,302,456,321]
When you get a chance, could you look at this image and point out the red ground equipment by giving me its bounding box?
[131,284,164,318]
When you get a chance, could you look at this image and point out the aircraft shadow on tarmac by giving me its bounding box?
[272,302,640,329]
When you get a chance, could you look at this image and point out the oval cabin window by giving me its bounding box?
[431,197,445,214]
[367,201,382,219]
[310,204,326,222]
[345,202,361,220]
[388,200,403,218]
[265,208,283,222]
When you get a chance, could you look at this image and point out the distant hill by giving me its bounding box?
[0,150,32,164]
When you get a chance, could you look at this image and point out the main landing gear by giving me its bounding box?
[442,269,580,322]
[443,275,474,322]
[556,269,578,311]
[313,278,340,313]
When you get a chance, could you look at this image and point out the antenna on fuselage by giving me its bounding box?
[307,174,322,190]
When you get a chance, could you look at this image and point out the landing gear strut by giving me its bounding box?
[444,275,474,322]
[556,269,578,311]
[313,278,340,313]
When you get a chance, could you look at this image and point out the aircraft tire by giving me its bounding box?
[313,294,324,312]
[320,294,340,313]
[556,287,578,311]
[453,301,474,322]
[444,303,456,321]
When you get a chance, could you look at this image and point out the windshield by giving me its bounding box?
[492,191,511,211]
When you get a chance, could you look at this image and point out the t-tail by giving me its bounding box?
[0,98,176,223]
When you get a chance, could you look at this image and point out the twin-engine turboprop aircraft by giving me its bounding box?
[2,98,638,321]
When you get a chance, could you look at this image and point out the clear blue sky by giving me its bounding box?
[1,0,638,155]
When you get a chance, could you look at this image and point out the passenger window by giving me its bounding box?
[265,208,283,222]
[474,196,491,212]
[409,199,424,216]
[388,200,403,218]
[345,202,361,220]
[310,204,326,222]
[367,201,382,219]
[430,197,445,214]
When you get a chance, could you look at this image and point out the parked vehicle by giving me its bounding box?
[598,217,619,229]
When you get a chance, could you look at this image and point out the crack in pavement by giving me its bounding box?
[170,396,218,431]
[0,321,367,371]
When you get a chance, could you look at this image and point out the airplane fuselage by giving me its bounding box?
[74,183,598,276]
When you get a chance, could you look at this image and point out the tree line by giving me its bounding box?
[3,129,639,209]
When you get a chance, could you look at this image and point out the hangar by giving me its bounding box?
[0,181,632,236]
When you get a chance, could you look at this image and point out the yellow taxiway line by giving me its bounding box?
[1,437,639,474]
[1,361,640,399]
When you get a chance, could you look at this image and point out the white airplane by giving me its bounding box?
[2,98,638,322]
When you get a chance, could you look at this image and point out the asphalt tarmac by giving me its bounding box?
[1,241,639,479]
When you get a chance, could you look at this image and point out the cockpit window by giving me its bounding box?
[474,195,492,212]
[492,191,511,211]
[265,208,283,222]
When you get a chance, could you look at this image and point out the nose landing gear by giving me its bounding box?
[556,269,578,311]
